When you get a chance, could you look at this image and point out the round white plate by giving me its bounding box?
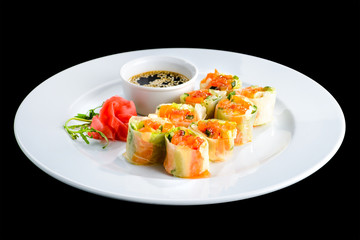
[14,48,345,205]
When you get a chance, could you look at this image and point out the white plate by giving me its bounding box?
[14,48,345,205]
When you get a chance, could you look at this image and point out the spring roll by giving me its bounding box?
[124,115,174,165]
[236,86,276,126]
[164,127,210,178]
[190,119,237,162]
[155,103,206,127]
[214,94,257,145]
[180,89,226,119]
[200,69,241,93]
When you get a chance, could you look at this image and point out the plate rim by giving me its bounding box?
[14,48,346,205]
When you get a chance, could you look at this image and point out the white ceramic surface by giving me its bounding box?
[14,48,345,205]
[120,55,198,115]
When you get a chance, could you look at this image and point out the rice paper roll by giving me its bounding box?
[190,119,237,162]
[236,86,276,126]
[180,89,226,119]
[155,103,206,127]
[214,94,257,146]
[164,127,210,178]
[200,69,241,93]
[124,115,174,165]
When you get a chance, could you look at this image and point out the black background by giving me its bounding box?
[2,1,359,238]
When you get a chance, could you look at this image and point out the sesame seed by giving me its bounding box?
[129,71,189,88]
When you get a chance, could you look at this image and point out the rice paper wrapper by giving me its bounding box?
[124,116,167,165]
[251,92,276,126]
[155,103,206,127]
[215,109,256,146]
[180,90,226,119]
[164,129,209,178]
[201,90,226,119]
[190,123,236,162]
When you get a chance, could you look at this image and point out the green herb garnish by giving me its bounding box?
[227,91,236,100]
[205,129,213,138]
[167,132,175,142]
[231,81,236,88]
[64,104,109,149]
[74,104,102,120]
[251,105,258,114]
[185,114,194,120]
[263,86,274,92]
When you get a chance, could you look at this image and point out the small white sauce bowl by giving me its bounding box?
[120,56,198,115]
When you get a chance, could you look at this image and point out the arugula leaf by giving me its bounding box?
[74,104,103,120]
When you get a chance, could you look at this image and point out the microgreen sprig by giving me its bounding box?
[63,104,109,149]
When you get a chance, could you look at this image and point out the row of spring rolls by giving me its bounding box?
[124,114,237,178]
[124,69,276,178]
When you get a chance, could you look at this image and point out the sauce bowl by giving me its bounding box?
[120,56,198,115]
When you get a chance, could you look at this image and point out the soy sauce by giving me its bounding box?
[129,71,189,88]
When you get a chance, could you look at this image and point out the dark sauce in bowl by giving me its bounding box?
[129,71,189,88]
